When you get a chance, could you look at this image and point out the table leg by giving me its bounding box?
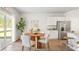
[35,37,37,50]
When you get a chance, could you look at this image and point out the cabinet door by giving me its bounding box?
[49,31,58,39]
[47,17,57,25]
[57,17,66,21]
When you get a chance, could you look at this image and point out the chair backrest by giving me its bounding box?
[21,35,31,47]
[44,31,50,42]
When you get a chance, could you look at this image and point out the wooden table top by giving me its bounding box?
[26,32,44,37]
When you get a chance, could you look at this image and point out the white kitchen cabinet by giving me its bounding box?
[47,17,66,25]
[57,17,66,21]
[46,17,66,40]
[48,30,58,39]
[47,17,57,25]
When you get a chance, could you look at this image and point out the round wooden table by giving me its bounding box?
[26,32,44,49]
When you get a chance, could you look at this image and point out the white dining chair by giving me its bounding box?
[38,31,50,50]
[21,34,35,51]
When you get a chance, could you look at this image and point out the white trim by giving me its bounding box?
[12,16,16,42]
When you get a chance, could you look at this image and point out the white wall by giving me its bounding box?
[65,9,79,32]
[21,13,65,33]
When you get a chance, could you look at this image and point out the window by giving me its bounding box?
[0,12,13,50]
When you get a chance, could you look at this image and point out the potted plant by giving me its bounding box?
[16,17,26,35]
[77,41,79,44]
[76,41,79,47]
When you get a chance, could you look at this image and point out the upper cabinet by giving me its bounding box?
[47,17,57,25]
[57,17,66,21]
[46,17,66,30]
[47,17,66,25]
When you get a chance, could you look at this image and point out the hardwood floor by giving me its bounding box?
[2,39,73,51]
[48,40,73,51]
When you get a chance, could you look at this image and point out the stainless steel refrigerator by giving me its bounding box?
[57,21,71,40]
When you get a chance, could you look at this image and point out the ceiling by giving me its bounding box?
[15,7,79,13]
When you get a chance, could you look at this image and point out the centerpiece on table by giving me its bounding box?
[31,27,40,34]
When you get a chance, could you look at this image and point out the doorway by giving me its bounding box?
[0,13,13,50]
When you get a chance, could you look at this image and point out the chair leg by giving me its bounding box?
[22,46,24,51]
[45,44,48,50]
[47,42,49,50]
[29,47,31,51]
[46,42,49,50]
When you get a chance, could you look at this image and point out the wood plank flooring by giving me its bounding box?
[2,39,74,51]
[48,40,73,51]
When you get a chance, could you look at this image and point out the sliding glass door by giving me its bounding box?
[0,13,12,50]
[6,15,12,45]
[0,14,5,50]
